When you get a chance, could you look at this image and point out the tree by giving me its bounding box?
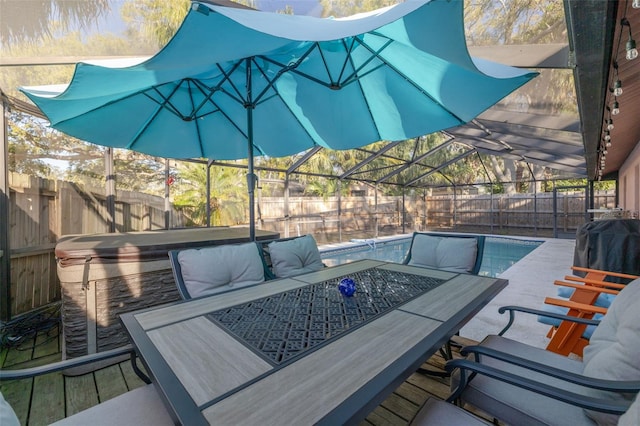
[0,0,109,46]
[172,162,248,226]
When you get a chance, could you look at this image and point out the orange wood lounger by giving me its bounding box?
[543,266,638,357]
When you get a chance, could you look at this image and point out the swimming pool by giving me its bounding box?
[320,236,543,277]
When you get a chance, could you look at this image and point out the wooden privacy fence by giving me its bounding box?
[7,173,184,317]
[7,172,615,317]
[258,191,616,239]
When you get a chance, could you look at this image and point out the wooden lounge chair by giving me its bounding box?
[446,277,640,426]
[541,266,638,357]
[0,346,172,425]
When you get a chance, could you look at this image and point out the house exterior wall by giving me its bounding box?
[619,140,640,218]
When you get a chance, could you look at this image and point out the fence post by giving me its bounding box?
[284,175,290,238]
[164,159,170,230]
[489,185,494,234]
[453,187,457,228]
[337,181,342,242]
[105,148,116,233]
[0,96,11,321]
[402,188,406,234]
[374,183,379,238]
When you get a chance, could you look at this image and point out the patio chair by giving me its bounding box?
[168,241,267,299]
[402,232,485,375]
[0,345,172,426]
[257,234,325,279]
[445,277,640,426]
[537,266,637,357]
[403,232,485,275]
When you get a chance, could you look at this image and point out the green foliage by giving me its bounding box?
[1,0,109,45]
[171,162,248,226]
[319,0,397,18]
[120,0,190,48]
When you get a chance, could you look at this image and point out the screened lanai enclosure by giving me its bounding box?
[2,0,638,319]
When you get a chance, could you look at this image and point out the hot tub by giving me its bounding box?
[55,227,279,358]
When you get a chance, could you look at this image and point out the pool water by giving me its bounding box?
[320,236,543,278]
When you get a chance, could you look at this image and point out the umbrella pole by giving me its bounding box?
[246,58,256,242]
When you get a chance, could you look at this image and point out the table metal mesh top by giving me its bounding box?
[207,267,446,366]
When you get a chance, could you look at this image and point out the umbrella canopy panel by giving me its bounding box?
[21,0,536,162]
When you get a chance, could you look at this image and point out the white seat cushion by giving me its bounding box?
[51,385,172,426]
[268,235,324,278]
[582,278,640,425]
[177,242,265,298]
[618,392,640,426]
[408,234,478,273]
[452,335,591,426]
[410,398,489,425]
[0,392,19,426]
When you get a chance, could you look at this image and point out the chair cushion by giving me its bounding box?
[409,234,477,274]
[452,334,591,426]
[618,392,640,426]
[177,242,265,298]
[0,392,19,426]
[268,235,324,278]
[582,278,640,425]
[536,302,602,339]
[51,385,172,426]
[410,398,489,425]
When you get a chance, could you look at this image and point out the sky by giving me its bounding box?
[92,0,323,36]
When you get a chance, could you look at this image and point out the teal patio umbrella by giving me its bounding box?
[22,0,537,240]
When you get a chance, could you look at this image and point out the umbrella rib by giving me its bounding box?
[215,61,250,106]
[123,81,188,150]
[146,81,189,119]
[252,43,318,104]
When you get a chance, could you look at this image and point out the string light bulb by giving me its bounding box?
[606,118,614,130]
[612,100,620,115]
[634,0,640,8]
[604,131,611,141]
[613,79,623,96]
[622,18,638,60]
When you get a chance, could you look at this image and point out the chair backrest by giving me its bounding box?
[168,242,266,299]
[403,232,485,275]
[168,249,191,299]
[257,235,324,279]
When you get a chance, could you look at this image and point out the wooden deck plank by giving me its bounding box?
[119,359,148,391]
[64,374,98,416]
[94,364,128,403]
[379,392,420,422]
[33,325,60,359]
[393,380,430,406]
[3,342,35,367]
[29,373,65,426]
[366,405,408,425]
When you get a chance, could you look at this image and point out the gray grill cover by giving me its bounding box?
[573,219,640,283]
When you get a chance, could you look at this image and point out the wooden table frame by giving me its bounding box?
[121,260,507,425]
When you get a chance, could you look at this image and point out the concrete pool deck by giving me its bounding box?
[459,237,577,349]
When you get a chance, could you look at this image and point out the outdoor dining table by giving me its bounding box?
[120,259,507,425]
